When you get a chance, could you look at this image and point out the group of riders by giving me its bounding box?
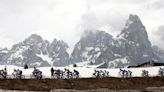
[50,68,79,79]
[1,67,164,79]
[92,70,109,78]
[92,67,164,78]
[119,68,149,78]
[0,67,80,79]
[92,69,132,78]
[119,68,132,78]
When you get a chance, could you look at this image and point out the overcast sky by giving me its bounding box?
[0,0,164,50]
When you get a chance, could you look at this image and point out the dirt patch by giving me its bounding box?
[0,77,164,91]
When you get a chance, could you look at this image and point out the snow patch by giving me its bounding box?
[33,62,42,66]
[108,57,130,67]
[114,54,121,57]
[143,54,149,57]
[36,52,53,66]
[0,50,8,53]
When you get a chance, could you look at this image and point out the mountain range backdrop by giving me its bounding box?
[0,14,163,68]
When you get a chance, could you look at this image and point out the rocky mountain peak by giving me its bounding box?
[117,14,150,47]
[122,14,143,31]
[128,14,142,24]
[71,30,114,65]
[0,33,70,67]
[23,34,44,46]
[51,39,68,48]
[26,34,43,41]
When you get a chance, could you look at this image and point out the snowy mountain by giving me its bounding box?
[1,34,69,67]
[0,14,163,68]
[71,14,161,68]
[114,14,160,67]
[71,31,113,66]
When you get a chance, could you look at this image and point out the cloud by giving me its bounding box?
[151,26,164,49]
[29,30,58,42]
[148,0,164,9]
[156,26,164,40]
[0,33,14,49]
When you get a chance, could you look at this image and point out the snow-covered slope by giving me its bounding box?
[0,65,163,78]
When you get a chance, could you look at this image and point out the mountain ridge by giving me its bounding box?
[71,14,162,68]
[0,14,163,68]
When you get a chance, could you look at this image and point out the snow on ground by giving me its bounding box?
[0,65,163,79]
